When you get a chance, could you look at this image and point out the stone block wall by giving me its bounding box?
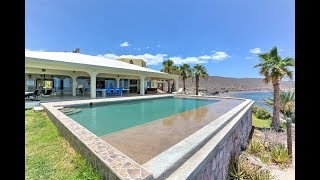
[195,106,252,180]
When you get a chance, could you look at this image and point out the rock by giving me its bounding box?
[33,106,44,112]
[240,152,265,168]
[260,164,271,173]
[247,155,264,167]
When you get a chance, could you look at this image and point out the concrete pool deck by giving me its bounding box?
[100,96,243,164]
[41,94,253,179]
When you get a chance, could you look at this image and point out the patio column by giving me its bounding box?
[90,72,97,98]
[174,78,179,92]
[71,76,78,96]
[116,77,120,88]
[140,76,145,95]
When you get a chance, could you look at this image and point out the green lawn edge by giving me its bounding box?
[25,110,101,180]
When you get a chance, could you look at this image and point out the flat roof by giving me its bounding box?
[25,50,169,75]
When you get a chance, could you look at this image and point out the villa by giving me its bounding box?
[25,50,178,100]
[25,50,253,180]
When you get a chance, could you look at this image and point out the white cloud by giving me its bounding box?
[198,55,212,60]
[25,48,30,51]
[100,53,168,65]
[120,42,130,47]
[99,51,230,65]
[245,56,253,59]
[211,51,230,61]
[146,47,150,49]
[249,48,262,54]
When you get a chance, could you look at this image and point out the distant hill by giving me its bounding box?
[164,76,295,94]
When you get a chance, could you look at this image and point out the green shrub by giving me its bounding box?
[247,140,264,154]
[252,105,259,114]
[270,144,291,164]
[228,159,247,180]
[255,107,271,119]
[256,152,271,164]
[247,170,275,180]
[228,156,275,180]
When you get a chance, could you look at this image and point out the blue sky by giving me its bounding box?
[26,0,295,78]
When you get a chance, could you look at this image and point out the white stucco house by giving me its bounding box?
[25,50,179,98]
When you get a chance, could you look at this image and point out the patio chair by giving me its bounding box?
[118,88,123,96]
[43,89,53,98]
[113,87,118,96]
[172,88,184,94]
[157,89,166,94]
[106,88,111,96]
[32,88,42,101]
[25,90,37,100]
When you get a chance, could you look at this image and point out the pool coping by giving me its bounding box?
[41,94,252,179]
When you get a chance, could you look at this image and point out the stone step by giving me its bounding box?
[64,109,82,115]
[33,106,44,112]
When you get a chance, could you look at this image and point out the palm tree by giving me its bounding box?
[254,46,295,131]
[263,90,295,155]
[161,59,177,93]
[179,64,193,92]
[171,65,180,92]
[193,64,208,95]
[263,90,295,119]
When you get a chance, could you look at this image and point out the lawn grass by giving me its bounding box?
[252,114,271,128]
[25,110,101,180]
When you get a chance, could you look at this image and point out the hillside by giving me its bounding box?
[164,76,295,94]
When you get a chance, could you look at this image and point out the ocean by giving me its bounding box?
[223,91,273,112]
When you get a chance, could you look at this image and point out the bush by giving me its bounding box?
[255,107,271,119]
[247,170,275,180]
[270,144,291,164]
[252,105,259,114]
[228,160,247,180]
[247,140,264,154]
[228,156,275,180]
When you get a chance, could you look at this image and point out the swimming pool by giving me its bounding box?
[43,95,252,179]
[65,97,219,136]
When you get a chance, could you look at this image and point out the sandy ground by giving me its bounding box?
[253,128,295,180]
[270,141,295,180]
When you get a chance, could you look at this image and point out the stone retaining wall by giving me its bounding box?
[195,104,252,180]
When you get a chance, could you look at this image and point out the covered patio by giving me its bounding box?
[25,51,179,103]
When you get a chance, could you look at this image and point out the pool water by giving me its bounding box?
[67,97,219,136]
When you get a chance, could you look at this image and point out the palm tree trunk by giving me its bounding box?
[271,80,281,131]
[195,76,199,95]
[167,80,171,93]
[183,77,186,92]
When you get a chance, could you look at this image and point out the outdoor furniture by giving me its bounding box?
[147,88,157,94]
[172,88,184,94]
[113,87,118,95]
[43,89,53,98]
[118,88,123,96]
[106,88,111,96]
[25,91,34,100]
[96,89,106,97]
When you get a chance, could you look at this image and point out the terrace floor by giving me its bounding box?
[25,93,168,109]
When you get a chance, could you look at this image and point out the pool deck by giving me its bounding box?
[100,96,243,164]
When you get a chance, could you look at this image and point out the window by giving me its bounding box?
[129,60,134,64]
[44,80,53,88]
[26,80,35,86]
